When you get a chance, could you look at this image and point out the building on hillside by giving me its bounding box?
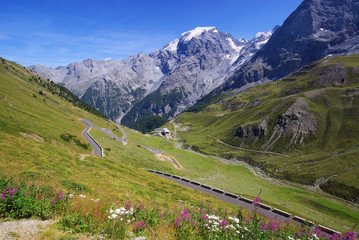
[153,128,172,138]
[154,128,163,135]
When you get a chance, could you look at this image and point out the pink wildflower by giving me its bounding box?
[136,221,147,229]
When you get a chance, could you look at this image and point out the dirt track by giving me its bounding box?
[155,154,182,169]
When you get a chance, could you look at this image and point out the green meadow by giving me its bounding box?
[0,57,358,234]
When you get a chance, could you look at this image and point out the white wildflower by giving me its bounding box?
[108,213,118,219]
[312,234,319,240]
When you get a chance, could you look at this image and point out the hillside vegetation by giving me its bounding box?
[0,57,358,237]
[0,58,246,237]
[175,54,359,203]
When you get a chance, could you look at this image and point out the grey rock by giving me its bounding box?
[233,119,268,147]
[121,27,273,125]
[221,0,359,92]
[262,98,317,150]
[30,27,272,123]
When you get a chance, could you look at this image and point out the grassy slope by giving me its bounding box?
[1,57,358,232]
[166,55,359,230]
[0,58,237,215]
[176,55,359,190]
[109,124,359,232]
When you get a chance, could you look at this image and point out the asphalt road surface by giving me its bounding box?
[81,119,164,155]
[82,119,127,142]
[115,122,127,139]
[80,119,103,157]
[151,171,289,221]
[147,170,341,236]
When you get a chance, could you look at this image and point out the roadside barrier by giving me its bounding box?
[146,169,342,236]
[212,188,225,194]
[258,203,272,210]
[272,208,291,218]
[239,197,253,204]
[201,184,212,189]
[224,192,239,199]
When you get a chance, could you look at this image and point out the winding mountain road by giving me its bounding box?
[79,118,339,235]
[81,119,104,157]
[82,119,127,143]
[115,122,127,139]
[81,119,164,156]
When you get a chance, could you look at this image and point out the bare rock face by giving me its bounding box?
[221,0,359,92]
[30,27,273,123]
[121,27,274,125]
[262,98,317,150]
[232,119,268,147]
[314,63,348,87]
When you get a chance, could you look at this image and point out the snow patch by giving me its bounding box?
[102,58,112,61]
[226,38,244,52]
[319,27,329,32]
[238,38,248,43]
[163,38,179,52]
[255,39,270,49]
[181,27,218,42]
[255,31,272,39]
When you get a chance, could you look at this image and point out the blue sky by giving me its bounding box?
[0,0,303,68]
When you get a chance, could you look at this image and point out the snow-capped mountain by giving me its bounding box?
[121,27,275,125]
[219,0,359,92]
[30,27,272,123]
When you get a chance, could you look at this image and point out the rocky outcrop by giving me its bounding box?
[312,63,348,88]
[262,98,317,150]
[232,119,268,147]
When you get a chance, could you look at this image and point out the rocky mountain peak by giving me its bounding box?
[180,26,219,42]
[221,0,359,92]
[30,26,275,123]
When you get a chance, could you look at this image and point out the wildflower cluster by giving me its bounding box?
[1,176,357,240]
[107,206,134,223]
[0,187,18,199]
[253,196,261,206]
[50,191,65,204]
[0,176,68,219]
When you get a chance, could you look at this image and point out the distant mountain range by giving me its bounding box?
[29,27,274,124]
[30,0,359,130]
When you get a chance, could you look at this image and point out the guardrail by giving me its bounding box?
[224,192,239,199]
[272,208,291,218]
[143,168,342,236]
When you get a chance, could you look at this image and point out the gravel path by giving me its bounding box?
[0,219,53,239]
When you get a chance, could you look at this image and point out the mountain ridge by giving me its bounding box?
[222,0,359,91]
[29,27,274,123]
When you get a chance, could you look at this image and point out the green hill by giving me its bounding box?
[0,58,244,235]
[175,54,359,203]
[1,57,358,237]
